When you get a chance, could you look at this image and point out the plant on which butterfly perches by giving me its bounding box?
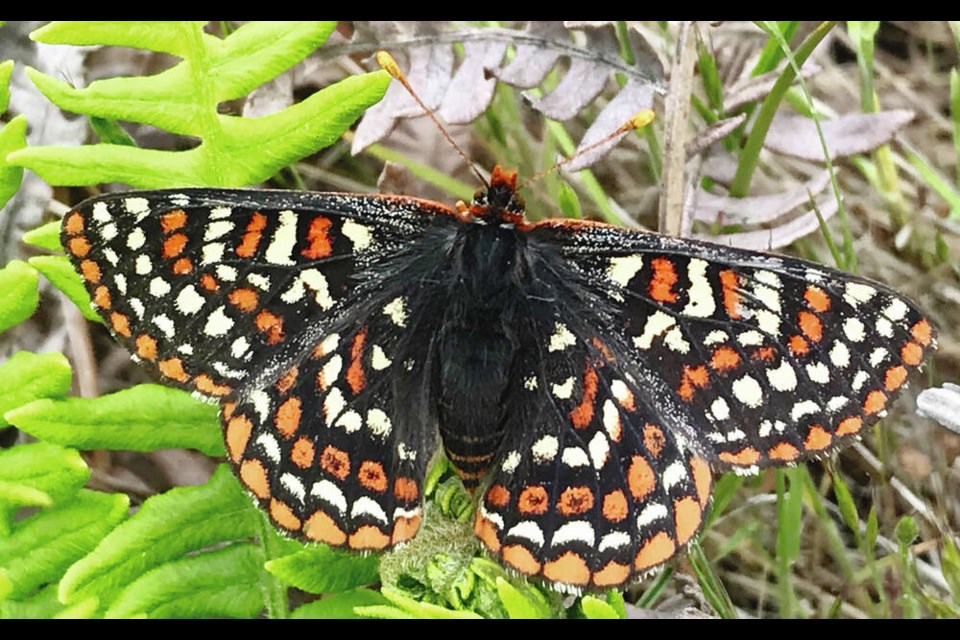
[1,21,951,619]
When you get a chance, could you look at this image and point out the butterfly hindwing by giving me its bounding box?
[475,318,712,590]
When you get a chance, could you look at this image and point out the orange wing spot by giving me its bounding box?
[291,436,315,469]
[392,514,421,544]
[236,212,267,258]
[67,236,91,258]
[643,424,666,458]
[358,460,388,493]
[901,342,923,366]
[884,365,908,391]
[269,498,301,531]
[590,337,615,362]
[592,561,631,588]
[789,334,810,356]
[93,285,112,310]
[863,390,887,415]
[222,400,237,420]
[557,486,594,516]
[200,273,219,292]
[751,346,777,362]
[710,346,741,372]
[718,447,760,466]
[110,312,131,337]
[162,233,188,259]
[346,327,368,394]
[474,513,502,553]
[160,209,187,234]
[172,257,193,274]
[627,455,656,500]
[804,286,831,313]
[678,365,710,401]
[275,397,302,438]
[674,497,702,545]
[649,257,679,303]
[135,334,157,361]
[517,485,549,515]
[302,216,334,259]
[320,445,351,480]
[158,357,190,382]
[502,544,541,576]
[569,364,598,429]
[225,414,253,463]
[64,211,84,235]
[394,477,420,502]
[80,259,101,283]
[911,319,932,347]
[719,269,742,319]
[305,510,346,545]
[836,416,862,436]
[239,458,270,499]
[275,367,299,394]
[690,456,712,507]
[634,531,676,571]
[543,551,590,586]
[804,425,832,451]
[798,311,823,343]
[255,310,285,345]
[602,490,628,522]
[349,525,390,550]
[486,484,511,508]
[228,288,259,313]
[768,442,799,461]
[194,374,231,397]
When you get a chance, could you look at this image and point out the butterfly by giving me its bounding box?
[62,164,935,591]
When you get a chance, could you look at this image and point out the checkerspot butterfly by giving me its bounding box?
[62,165,935,591]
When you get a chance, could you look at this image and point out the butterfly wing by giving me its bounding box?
[475,323,712,590]
[527,221,936,473]
[63,188,457,400]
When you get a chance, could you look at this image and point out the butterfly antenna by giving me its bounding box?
[376,51,489,189]
[517,110,656,191]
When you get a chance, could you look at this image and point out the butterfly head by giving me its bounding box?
[470,166,526,224]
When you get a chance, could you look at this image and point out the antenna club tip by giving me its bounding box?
[626,110,656,131]
[375,51,403,79]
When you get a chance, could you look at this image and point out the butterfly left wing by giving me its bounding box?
[475,317,712,591]
[527,221,936,474]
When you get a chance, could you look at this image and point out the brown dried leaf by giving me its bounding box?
[566,80,655,171]
[345,21,665,164]
[694,170,831,224]
[684,113,746,160]
[693,195,839,251]
[764,109,916,161]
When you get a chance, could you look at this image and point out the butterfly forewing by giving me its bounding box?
[529,221,936,474]
[63,189,455,399]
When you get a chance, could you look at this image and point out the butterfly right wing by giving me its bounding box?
[63,189,457,400]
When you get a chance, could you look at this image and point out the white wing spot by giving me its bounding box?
[561,447,589,468]
[246,272,271,291]
[552,376,575,399]
[829,341,851,368]
[204,306,234,337]
[548,322,576,352]
[844,282,877,307]
[321,355,343,389]
[532,436,559,463]
[128,298,145,319]
[506,521,545,547]
[876,317,894,338]
[681,258,716,318]
[636,503,668,528]
[149,277,171,297]
[367,408,392,437]
[732,374,763,408]
[92,201,111,223]
[588,432,610,469]
[767,360,798,392]
[634,311,676,350]
[135,255,152,275]
[323,387,345,427]
[201,242,224,265]
[870,347,889,367]
[827,396,849,413]
[264,210,298,266]
[113,273,127,295]
[311,479,347,515]
[175,285,205,315]
[710,397,730,421]
[852,370,869,391]
[607,255,643,287]
[231,337,251,359]
[737,330,765,346]
[704,330,729,345]
[342,219,372,250]
[598,532,632,552]
[791,400,819,421]
[335,410,363,433]
[371,345,392,371]
[551,521,595,547]
[662,461,688,491]
[256,432,281,464]
[126,228,146,250]
[102,248,119,266]
[351,496,389,524]
[501,451,521,473]
[383,297,408,327]
[204,220,234,241]
[280,473,306,503]
[216,265,237,282]
[806,362,830,384]
[152,314,175,339]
